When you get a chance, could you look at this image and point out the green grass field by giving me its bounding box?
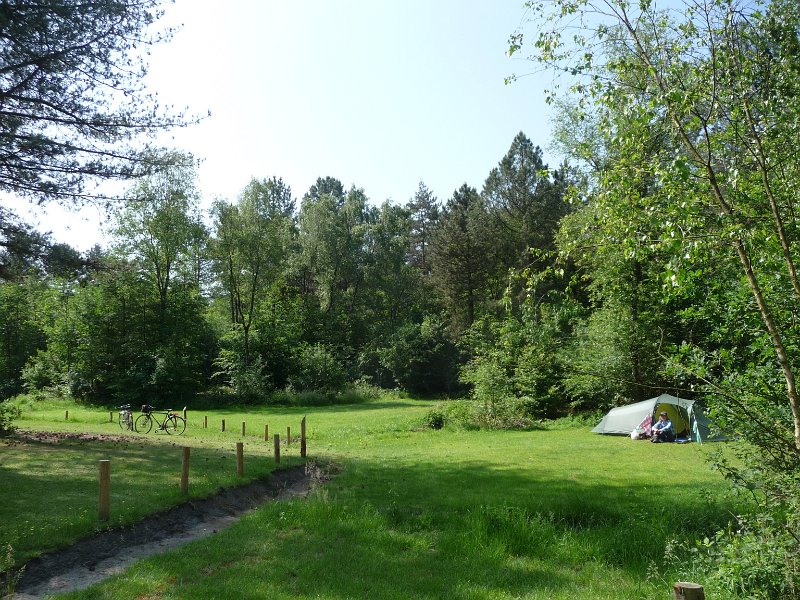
[2,396,740,599]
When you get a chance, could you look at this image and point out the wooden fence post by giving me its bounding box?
[273,434,280,464]
[110,411,114,423]
[221,418,226,432]
[180,447,190,494]
[301,417,307,458]
[241,421,246,437]
[673,582,705,600]
[264,423,269,442]
[287,426,291,445]
[204,415,208,429]
[236,442,244,476]
[65,410,69,421]
[98,460,110,521]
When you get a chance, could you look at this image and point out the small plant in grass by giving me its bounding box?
[422,407,446,430]
[1,543,24,599]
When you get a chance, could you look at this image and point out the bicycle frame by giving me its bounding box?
[135,406,185,435]
[117,404,134,431]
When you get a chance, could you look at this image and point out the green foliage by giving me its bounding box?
[21,203,216,406]
[543,411,605,431]
[213,326,274,403]
[429,184,496,332]
[0,279,50,398]
[422,406,446,429]
[693,514,800,599]
[287,343,348,393]
[211,177,294,369]
[517,0,800,592]
[378,317,460,396]
[406,181,440,275]
[0,0,186,203]
[460,269,582,421]
[461,353,510,409]
[482,132,571,274]
[0,400,20,436]
[1,543,23,598]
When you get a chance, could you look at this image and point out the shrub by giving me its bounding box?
[379,317,461,396]
[287,343,347,392]
[213,351,273,403]
[20,351,59,392]
[689,468,800,599]
[460,355,511,413]
[422,407,446,430]
[472,396,539,430]
[0,400,21,436]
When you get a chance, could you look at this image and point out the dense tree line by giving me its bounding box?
[0,119,736,424]
[0,132,577,410]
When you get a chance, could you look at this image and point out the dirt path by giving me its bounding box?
[13,464,314,599]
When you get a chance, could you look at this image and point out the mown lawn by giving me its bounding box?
[3,396,739,599]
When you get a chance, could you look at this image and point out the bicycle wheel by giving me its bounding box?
[165,415,186,435]
[117,412,127,430]
[135,414,152,434]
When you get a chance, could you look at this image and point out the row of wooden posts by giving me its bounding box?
[97,417,307,522]
[101,408,306,448]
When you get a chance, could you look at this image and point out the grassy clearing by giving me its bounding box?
[5,396,740,599]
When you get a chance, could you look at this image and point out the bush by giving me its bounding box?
[424,397,543,431]
[213,351,273,403]
[460,355,511,411]
[379,318,461,396]
[272,383,382,407]
[696,518,800,599]
[287,343,347,392]
[472,396,539,430]
[20,350,59,391]
[0,400,21,436]
[687,465,800,599]
[422,407,446,430]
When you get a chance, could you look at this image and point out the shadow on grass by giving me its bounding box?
[68,453,741,600]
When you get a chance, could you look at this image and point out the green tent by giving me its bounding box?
[591,393,724,442]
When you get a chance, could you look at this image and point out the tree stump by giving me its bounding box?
[674,582,704,600]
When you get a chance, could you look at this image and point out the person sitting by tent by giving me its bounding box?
[651,412,676,443]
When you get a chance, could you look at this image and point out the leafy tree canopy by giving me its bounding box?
[0,0,191,204]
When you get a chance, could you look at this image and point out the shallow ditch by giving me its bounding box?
[11,462,315,599]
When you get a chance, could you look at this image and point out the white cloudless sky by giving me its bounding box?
[9,0,558,251]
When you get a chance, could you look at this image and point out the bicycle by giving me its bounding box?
[135,404,186,435]
[117,404,134,431]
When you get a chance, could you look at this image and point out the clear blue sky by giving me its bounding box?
[13,0,556,250]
